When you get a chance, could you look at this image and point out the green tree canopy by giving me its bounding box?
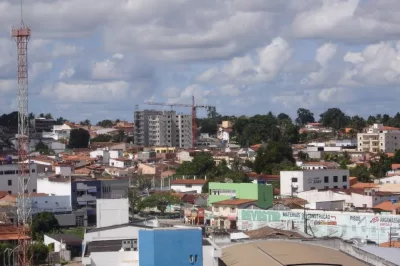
[295,108,315,125]
[253,141,297,174]
[97,119,114,128]
[349,165,372,183]
[138,193,179,214]
[28,242,49,265]
[91,134,112,142]
[319,108,349,130]
[31,212,60,240]
[68,128,90,149]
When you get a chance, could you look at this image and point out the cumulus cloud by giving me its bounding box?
[197,37,292,86]
[41,81,130,102]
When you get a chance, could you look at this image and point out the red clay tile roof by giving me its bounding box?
[0,224,30,241]
[392,164,400,170]
[380,241,400,248]
[383,126,400,131]
[247,172,280,180]
[170,179,207,185]
[351,182,378,189]
[373,201,400,211]
[212,199,256,206]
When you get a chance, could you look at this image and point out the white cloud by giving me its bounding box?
[197,37,292,86]
[30,62,53,80]
[162,84,214,105]
[41,81,130,102]
[59,67,75,79]
[52,43,81,58]
[219,85,241,97]
[316,43,337,67]
[0,79,16,94]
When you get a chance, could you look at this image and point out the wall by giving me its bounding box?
[44,235,63,252]
[139,228,203,266]
[280,169,350,196]
[208,183,273,209]
[171,184,203,194]
[37,178,71,196]
[306,200,345,211]
[84,226,143,242]
[96,199,129,228]
[238,209,400,244]
[0,163,38,194]
[88,251,138,266]
[55,166,72,176]
[26,195,71,214]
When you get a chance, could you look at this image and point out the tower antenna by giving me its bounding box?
[12,0,32,264]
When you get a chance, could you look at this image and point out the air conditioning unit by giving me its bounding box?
[121,240,138,251]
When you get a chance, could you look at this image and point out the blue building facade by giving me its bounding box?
[139,228,203,266]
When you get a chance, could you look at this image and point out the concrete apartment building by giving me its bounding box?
[31,117,55,132]
[357,123,400,153]
[280,169,350,196]
[134,109,192,148]
[0,160,38,194]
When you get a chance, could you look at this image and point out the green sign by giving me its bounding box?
[240,210,281,222]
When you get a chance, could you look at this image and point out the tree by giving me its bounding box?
[254,141,296,174]
[128,187,141,215]
[175,152,215,177]
[31,212,60,240]
[44,113,53,119]
[295,108,315,125]
[199,119,218,135]
[112,130,125,142]
[68,128,90,149]
[369,153,392,179]
[319,108,349,131]
[92,134,112,142]
[80,119,91,126]
[139,193,179,214]
[349,115,366,132]
[28,242,49,265]
[392,150,400,163]
[55,117,67,125]
[97,119,114,128]
[297,151,309,162]
[277,113,291,121]
[35,141,48,152]
[350,165,371,182]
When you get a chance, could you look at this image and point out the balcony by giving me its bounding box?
[77,194,97,202]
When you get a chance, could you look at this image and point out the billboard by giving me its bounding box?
[238,209,400,244]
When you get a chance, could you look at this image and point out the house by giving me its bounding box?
[374,200,400,214]
[170,179,207,194]
[208,182,273,209]
[0,224,30,245]
[109,158,133,168]
[211,199,257,229]
[44,234,83,259]
[42,123,74,140]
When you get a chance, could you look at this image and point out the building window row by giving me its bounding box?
[0,169,36,175]
[209,189,236,196]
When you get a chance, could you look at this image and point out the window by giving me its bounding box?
[8,180,11,186]
[342,175,347,182]
[0,171,3,175]
[33,189,36,193]
[7,191,11,194]
[343,185,347,189]
[334,186,338,189]
[24,189,28,193]
[324,186,329,189]
[231,208,235,213]
[324,176,329,183]
[291,177,298,182]
[31,169,36,173]
[333,176,338,182]
[185,184,192,188]
[310,187,315,190]
[24,179,28,185]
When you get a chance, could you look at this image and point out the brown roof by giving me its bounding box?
[351,182,378,189]
[383,126,400,131]
[0,224,30,241]
[244,226,304,240]
[212,199,256,206]
[379,241,400,248]
[373,201,400,211]
[170,179,207,185]
[247,172,280,180]
[392,164,400,170]
[221,241,367,266]
[274,197,307,207]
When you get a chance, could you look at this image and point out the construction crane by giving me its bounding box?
[12,0,32,264]
[145,96,215,148]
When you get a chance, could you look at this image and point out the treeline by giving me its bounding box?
[198,108,400,146]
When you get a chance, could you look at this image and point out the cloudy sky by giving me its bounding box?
[1,0,400,122]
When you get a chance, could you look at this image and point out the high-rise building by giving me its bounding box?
[357,123,400,153]
[134,110,192,148]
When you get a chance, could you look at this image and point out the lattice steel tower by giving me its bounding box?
[12,0,32,264]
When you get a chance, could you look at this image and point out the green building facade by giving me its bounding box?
[207,182,273,209]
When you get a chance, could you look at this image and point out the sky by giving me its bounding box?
[1,0,400,123]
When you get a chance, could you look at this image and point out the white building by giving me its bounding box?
[170,179,207,194]
[96,198,129,228]
[297,189,394,209]
[374,175,400,184]
[42,123,73,140]
[18,195,72,214]
[0,162,38,194]
[357,123,400,153]
[280,169,350,196]
[37,177,71,196]
[109,158,133,168]
[90,149,122,165]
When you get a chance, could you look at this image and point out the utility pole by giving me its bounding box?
[389,227,392,247]
[303,204,308,234]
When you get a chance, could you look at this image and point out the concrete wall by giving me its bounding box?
[171,184,203,194]
[139,228,203,266]
[280,169,350,196]
[96,198,129,228]
[340,242,398,266]
[0,163,38,194]
[208,182,273,209]
[37,178,71,196]
[88,251,138,266]
[84,226,141,242]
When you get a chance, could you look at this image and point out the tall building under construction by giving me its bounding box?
[134,110,192,148]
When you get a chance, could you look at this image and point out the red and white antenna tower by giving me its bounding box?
[12,0,32,264]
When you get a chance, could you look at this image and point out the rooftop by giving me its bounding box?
[46,234,82,245]
[221,240,367,266]
[212,199,256,206]
[170,179,207,185]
